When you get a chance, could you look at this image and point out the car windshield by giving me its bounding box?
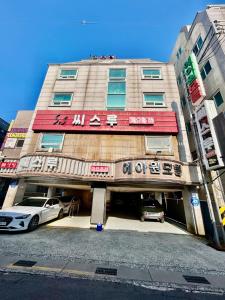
[143,199,161,208]
[17,197,47,207]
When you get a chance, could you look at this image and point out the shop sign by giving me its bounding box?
[129,117,154,125]
[7,133,26,138]
[195,100,225,170]
[0,161,18,169]
[183,53,206,106]
[7,128,27,138]
[90,165,109,173]
[46,157,58,170]
[33,110,178,134]
[4,138,17,148]
[17,154,201,184]
[10,128,27,133]
[122,161,182,177]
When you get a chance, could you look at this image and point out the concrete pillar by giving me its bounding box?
[47,186,56,198]
[182,187,205,236]
[91,188,106,225]
[3,179,27,208]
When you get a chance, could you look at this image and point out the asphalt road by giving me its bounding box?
[0,225,225,275]
[0,272,224,300]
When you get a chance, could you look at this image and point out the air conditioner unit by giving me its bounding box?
[48,147,53,153]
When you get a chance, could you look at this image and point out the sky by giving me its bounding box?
[0,0,223,122]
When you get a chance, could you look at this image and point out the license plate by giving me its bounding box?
[0,222,7,226]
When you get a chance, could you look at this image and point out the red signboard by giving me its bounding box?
[0,162,18,169]
[32,110,178,134]
[90,165,109,173]
[188,79,204,104]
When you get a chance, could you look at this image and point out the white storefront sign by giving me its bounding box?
[4,138,17,148]
[195,100,225,170]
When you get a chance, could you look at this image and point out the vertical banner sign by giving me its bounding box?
[195,100,225,170]
[183,53,206,106]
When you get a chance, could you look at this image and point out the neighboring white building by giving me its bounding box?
[170,5,225,233]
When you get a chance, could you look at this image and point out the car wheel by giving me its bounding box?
[58,209,64,220]
[140,216,145,222]
[160,217,165,223]
[27,215,39,232]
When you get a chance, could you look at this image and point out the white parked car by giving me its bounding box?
[0,197,64,232]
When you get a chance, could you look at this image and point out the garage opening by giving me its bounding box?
[162,191,187,228]
[105,190,188,234]
[109,192,141,220]
[59,189,92,217]
[23,184,92,217]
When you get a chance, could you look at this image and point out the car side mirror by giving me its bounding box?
[45,204,50,208]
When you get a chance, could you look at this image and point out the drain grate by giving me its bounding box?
[183,275,210,284]
[95,267,117,276]
[13,260,37,267]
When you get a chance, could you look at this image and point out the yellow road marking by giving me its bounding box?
[62,269,94,276]
[6,264,94,276]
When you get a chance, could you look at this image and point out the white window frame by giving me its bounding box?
[108,68,126,81]
[193,35,203,55]
[51,92,73,107]
[39,133,65,152]
[141,68,162,79]
[145,135,173,155]
[58,68,78,79]
[143,93,165,107]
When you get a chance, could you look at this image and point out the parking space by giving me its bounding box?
[48,214,189,235]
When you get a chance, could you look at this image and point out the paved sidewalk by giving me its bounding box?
[0,226,225,276]
[1,253,225,293]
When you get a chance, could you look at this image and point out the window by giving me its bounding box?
[142,68,161,79]
[109,69,126,81]
[40,134,64,150]
[59,69,77,79]
[143,93,165,107]
[181,96,186,107]
[213,91,224,107]
[107,69,126,110]
[52,93,73,106]
[191,151,198,161]
[107,82,126,109]
[185,121,192,134]
[177,75,182,85]
[176,47,183,60]
[200,61,212,80]
[145,136,172,154]
[193,36,203,55]
[52,198,59,205]
[15,139,24,148]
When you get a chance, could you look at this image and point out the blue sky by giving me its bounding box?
[0,0,222,122]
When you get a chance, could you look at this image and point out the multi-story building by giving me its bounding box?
[2,57,204,234]
[0,111,33,207]
[170,4,225,236]
[0,117,9,149]
[0,117,9,206]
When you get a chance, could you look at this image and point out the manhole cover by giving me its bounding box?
[95,267,117,276]
[183,275,210,284]
[13,260,37,267]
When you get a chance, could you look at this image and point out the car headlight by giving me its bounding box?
[15,214,31,219]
